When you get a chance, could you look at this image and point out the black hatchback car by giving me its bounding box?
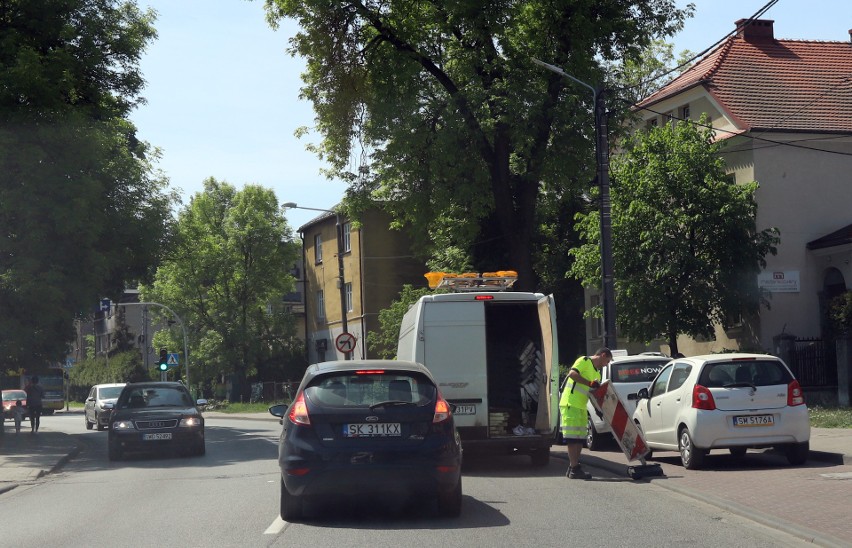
[269,359,463,521]
[107,382,207,460]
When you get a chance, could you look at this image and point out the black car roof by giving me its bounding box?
[304,360,435,382]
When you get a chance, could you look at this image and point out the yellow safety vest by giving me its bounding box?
[560,356,601,409]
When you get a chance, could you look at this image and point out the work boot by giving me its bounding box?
[567,465,592,479]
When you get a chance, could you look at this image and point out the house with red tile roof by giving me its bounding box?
[590,19,852,401]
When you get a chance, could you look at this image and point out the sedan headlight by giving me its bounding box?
[112,420,136,430]
[179,417,202,427]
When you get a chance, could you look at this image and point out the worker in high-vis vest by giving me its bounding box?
[559,347,612,479]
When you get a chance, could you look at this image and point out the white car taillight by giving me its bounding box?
[787,380,805,406]
[692,384,716,410]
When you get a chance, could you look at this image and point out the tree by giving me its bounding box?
[141,179,301,401]
[570,115,780,356]
[367,285,437,359]
[263,0,692,292]
[0,0,174,366]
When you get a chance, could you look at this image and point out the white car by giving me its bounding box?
[84,383,126,430]
[584,354,669,450]
[632,353,810,469]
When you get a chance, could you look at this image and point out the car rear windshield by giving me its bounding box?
[699,359,793,388]
[305,371,437,408]
[611,359,669,383]
[118,386,194,408]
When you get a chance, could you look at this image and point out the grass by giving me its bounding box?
[809,406,852,428]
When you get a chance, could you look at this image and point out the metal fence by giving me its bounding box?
[249,381,296,404]
[787,338,837,388]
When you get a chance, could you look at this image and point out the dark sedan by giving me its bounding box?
[269,359,463,521]
[107,382,207,460]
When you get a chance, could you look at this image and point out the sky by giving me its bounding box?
[130,0,852,231]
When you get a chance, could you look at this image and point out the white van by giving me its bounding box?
[397,279,559,466]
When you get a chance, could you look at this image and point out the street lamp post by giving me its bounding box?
[283,202,351,359]
[531,58,618,349]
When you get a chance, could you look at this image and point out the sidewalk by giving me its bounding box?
[2,414,851,546]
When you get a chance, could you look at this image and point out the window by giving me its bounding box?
[314,234,323,263]
[650,365,673,398]
[316,290,325,320]
[647,117,658,129]
[681,104,690,120]
[667,363,693,392]
[344,282,353,312]
[342,222,351,253]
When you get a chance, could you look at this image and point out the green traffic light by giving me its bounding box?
[159,362,168,371]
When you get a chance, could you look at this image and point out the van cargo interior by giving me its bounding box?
[485,302,545,435]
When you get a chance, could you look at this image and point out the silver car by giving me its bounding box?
[84,383,126,430]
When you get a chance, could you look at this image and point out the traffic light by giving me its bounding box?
[158,348,168,372]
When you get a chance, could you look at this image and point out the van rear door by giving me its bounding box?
[422,300,487,430]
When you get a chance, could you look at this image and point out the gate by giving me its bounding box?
[787,338,837,387]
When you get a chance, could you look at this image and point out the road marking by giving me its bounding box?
[819,472,852,480]
[264,516,286,534]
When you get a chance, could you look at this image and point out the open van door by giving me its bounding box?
[536,295,559,432]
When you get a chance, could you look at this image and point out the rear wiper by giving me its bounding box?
[369,400,415,410]
[724,382,757,390]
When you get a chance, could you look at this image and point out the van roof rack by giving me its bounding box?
[425,271,518,292]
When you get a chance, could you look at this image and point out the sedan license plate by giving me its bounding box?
[344,423,401,437]
[733,415,774,427]
[453,405,476,415]
[143,432,173,440]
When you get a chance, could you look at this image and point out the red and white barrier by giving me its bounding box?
[588,380,649,462]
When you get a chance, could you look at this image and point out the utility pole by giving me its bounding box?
[532,58,618,348]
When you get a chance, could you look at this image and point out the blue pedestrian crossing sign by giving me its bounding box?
[167,353,179,366]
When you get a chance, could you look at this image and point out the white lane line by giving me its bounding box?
[264,516,287,534]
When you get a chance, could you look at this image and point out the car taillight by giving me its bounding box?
[787,380,805,406]
[692,384,716,410]
[288,392,310,426]
[433,394,451,424]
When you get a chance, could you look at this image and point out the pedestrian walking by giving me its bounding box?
[12,400,26,433]
[559,347,613,479]
[24,376,45,433]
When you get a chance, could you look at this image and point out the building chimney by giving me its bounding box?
[735,18,775,42]
[848,28,852,43]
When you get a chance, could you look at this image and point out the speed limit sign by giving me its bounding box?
[335,332,357,354]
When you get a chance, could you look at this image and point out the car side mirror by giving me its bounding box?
[269,404,287,418]
[196,399,208,407]
[103,402,114,409]
[636,388,649,400]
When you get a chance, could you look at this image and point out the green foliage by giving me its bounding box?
[570,115,780,355]
[0,0,174,365]
[809,406,852,429]
[367,285,437,359]
[141,179,303,399]
[829,292,852,333]
[263,0,692,291]
[69,350,153,389]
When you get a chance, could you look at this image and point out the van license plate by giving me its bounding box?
[344,423,401,437]
[733,415,774,427]
[453,405,476,415]
[143,433,172,440]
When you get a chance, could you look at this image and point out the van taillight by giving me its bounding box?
[289,392,311,426]
[692,384,716,410]
[787,380,805,406]
[433,394,451,424]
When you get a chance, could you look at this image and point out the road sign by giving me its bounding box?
[167,353,179,366]
[335,332,357,354]
[100,298,111,312]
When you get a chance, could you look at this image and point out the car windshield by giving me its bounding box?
[305,371,436,408]
[3,390,27,401]
[98,386,124,399]
[610,359,669,383]
[699,359,793,388]
[119,386,194,408]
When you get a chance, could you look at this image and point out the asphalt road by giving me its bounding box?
[0,413,819,548]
